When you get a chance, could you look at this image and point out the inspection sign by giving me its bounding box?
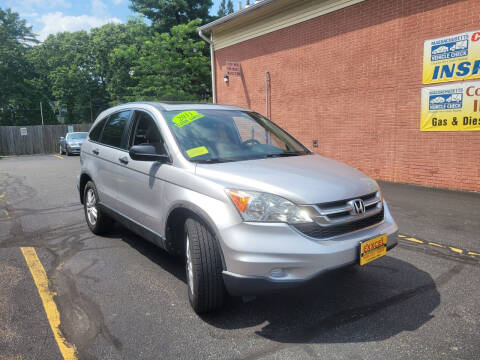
[420,80,480,131]
[423,30,480,84]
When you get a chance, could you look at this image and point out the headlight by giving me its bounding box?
[226,189,313,224]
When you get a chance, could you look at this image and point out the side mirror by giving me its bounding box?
[129,145,170,162]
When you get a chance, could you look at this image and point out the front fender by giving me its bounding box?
[163,186,242,271]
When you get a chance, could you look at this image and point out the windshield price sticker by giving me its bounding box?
[172,111,204,128]
[186,146,209,158]
[421,80,480,131]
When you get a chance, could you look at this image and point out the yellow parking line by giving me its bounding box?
[0,192,5,199]
[449,247,463,254]
[405,237,424,244]
[20,247,77,360]
[400,235,479,257]
[53,155,64,160]
[397,234,406,238]
[3,209,10,219]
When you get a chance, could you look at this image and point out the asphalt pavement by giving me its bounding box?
[0,154,479,360]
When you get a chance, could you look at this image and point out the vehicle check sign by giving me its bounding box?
[420,80,480,131]
[423,30,480,84]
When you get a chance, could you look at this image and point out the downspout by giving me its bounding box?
[265,71,270,118]
[198,29,216,103]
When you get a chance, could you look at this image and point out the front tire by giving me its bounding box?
[185,218,224,314]
[84,181,113,235]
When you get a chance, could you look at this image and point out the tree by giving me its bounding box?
[227,0,234,14]
[0,8,48,125]
[127,20,211,101]
[92,19,150,104]
[218,0,226,17]
[129,0,213,33]
[1,5,215,126]
[30,31,107,124]
[218,0,234,17]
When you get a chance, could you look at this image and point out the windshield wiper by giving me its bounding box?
[194,158,235,164]
[263,152,302,158]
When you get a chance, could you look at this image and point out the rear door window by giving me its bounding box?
[100,110,132,149]
[89,117,108,142]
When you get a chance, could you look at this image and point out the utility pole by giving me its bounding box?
[40,101,44,125]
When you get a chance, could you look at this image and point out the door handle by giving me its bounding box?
[119,156,129,165]
[92,149,99,155]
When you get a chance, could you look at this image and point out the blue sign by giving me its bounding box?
[428,89,463,110]
[431,40,468,61]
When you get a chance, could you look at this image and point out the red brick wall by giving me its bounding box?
[214,0,480,192]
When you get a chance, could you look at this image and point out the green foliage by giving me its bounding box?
[218,0,234,17]
[129,0,213,33]
[30,30,108,124]
[0,5,214,126]
[0,8,51,125]
[227,0,234,14]
[128,19,211,101]
[100,19,151,103]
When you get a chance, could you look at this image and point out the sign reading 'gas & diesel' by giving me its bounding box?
[420,80,480,131]
[423,30,480,84]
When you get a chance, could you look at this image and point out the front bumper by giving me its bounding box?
[218,200,398,296]
[67,146,81,154]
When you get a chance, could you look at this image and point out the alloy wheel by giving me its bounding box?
[86,188,98,226]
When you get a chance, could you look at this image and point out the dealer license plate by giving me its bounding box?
[360,234,387,266]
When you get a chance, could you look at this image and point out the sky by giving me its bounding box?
[4,0,228,41]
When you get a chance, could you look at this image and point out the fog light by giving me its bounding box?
[270,268,286,278]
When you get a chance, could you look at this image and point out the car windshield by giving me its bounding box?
[164,109,311,163]
[67,133,87,140]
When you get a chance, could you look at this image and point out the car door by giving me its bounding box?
[94,110,133,209]
[115,110,169,236]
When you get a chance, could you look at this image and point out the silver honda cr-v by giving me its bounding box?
[77,102,398,313]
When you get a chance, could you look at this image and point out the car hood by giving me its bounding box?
[195,154,378,204]
[68,139,85,144]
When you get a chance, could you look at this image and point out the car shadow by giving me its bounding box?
[110,224,440,345]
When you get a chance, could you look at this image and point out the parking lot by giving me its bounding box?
[0,154,479,360]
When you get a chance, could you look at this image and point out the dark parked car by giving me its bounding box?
[59,132,88,156]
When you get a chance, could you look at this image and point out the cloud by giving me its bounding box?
[37,12,121,41]
[91,0,108,17]
[22,12,39,18]
[6,0,72,10]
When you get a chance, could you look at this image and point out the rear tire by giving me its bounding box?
[185,217,224,314]
[83,181,113,235]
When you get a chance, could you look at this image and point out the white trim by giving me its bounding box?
[212,0,365,50]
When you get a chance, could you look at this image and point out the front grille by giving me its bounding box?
[292,208,384,239]
[317,192,377,210]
